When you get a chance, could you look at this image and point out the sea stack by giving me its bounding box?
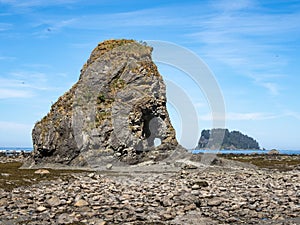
[30,39,181,168]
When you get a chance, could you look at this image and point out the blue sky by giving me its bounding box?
[0,0,299,149]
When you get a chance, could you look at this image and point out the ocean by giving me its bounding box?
[192,149,300,155]
[1,147,300,155]
[0,147,33,152]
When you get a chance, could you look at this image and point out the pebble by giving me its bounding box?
[36,206,47,212]
[47,196,61,207]
[106,164,113,170]
[74,199,89,207]
[57,213,74,224]
[1,173,10,177]
[0,162,299,224]
[34,169,50,175]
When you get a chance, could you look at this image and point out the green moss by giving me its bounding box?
[0,162,86,191]
[220,154,300,171]
[97,94,106,103]
[111,78,126,91]
[94,93,114,127]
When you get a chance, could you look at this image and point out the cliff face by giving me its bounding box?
[196,129,260,150]
[31,39,179,167]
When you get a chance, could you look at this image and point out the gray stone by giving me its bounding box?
[106,163,113,170]
[47,196,61,207]
[190,180,209,191]
[207,198,225,206]
[57,213,74,224]
[268,149,280,155]
[191,184,201,190]
[36,206,47,212]
[34,169,50,174]
[74,199,89,207]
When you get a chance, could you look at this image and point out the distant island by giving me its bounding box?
[196,128,260,150]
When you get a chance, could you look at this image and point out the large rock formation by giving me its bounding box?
[196,129,260,150]
[30,39,181,168]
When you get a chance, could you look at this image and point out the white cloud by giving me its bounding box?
[284,111,300,120]
[0,22,12,31]
[260,82,279,96]
[187,1,300,96]
[0,121,32,130]
[247,73,284,96]
[200,111,300,122]
[31,18,76,38]
[8,71,49,90]
[200,112,281,121]
[0,0,79,8]
[32,7,186,33]
[0,70,54,99]
[227,112,280,120]
[65,12,176,30]
[0,88,33,99]
[211,0,256,12]
[0,78,26,87]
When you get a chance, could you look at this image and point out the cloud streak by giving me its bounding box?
[200,112,282,121]
[0,70,57,99]
[187,1,300,96]
[41,9,182,32]
[0,0,79,8]
[0,22,12,31]
[0,88,33,99]
[200,111,300,122]
[31,18,76,38]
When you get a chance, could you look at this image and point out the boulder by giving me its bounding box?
[268,149,280,155]
[30,39,183,168]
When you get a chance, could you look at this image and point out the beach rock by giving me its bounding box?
[29,39,183,168]
[46,196,61,207]
[0,162,300,225]
[57,213,74,224]
[1,173,10,177]
[207,198,225,206]
[106,163,113,170]
[191,180,209,187]
[36,206,47,212]
[268,149,280,155]
[34,169,50,174]
[74,199,89,207]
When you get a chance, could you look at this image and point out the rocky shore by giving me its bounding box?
[0,155,299,225]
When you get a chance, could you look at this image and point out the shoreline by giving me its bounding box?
[0,152,300,171]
